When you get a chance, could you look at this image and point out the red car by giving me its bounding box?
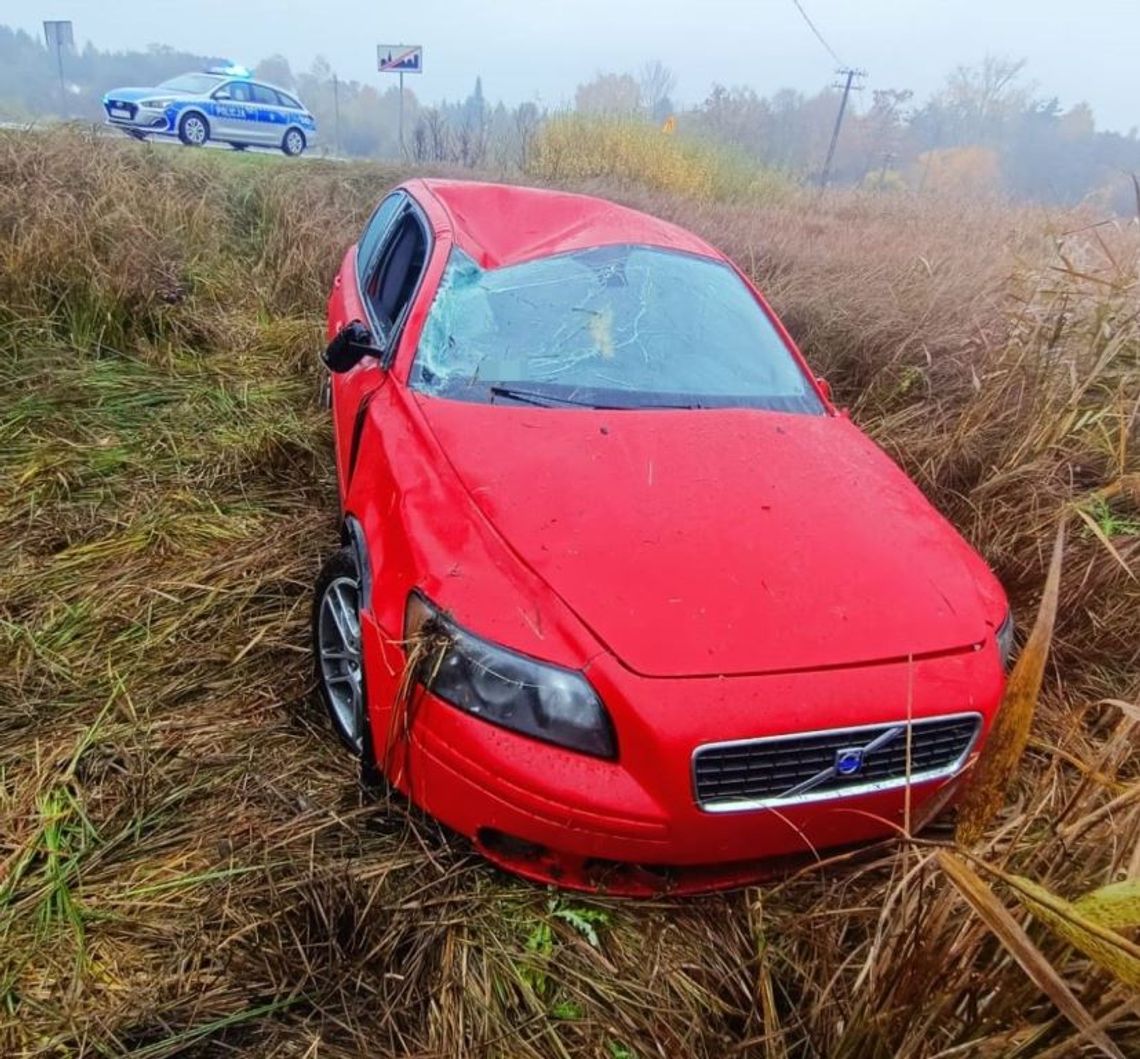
[312,180,1013,895]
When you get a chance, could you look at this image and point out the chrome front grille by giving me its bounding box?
[692,713,981,812]
[105,100,138,120]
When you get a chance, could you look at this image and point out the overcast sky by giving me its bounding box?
[6,1,1137,132]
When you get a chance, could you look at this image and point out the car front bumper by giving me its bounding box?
[364,612,1004,895]
[103,100,173,134]
[412,724,969,893]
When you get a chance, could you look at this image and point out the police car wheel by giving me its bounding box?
[179,113,209,147]
[282,129,306,157]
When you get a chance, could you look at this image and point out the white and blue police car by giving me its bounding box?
[102,66,317,156]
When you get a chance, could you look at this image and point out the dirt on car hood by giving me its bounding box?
[416,398,999,677]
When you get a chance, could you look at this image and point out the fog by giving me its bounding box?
[3,0,1136,132]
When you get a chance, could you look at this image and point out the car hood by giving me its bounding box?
[103,87,183,102]
[416,398,997,677]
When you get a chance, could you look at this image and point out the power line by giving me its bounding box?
[789,0,842,66]
[786,1,865,188]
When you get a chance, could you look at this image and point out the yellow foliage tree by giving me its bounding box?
[913,146,1003,197]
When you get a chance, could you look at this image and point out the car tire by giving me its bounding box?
[282,128,306,157]
[178,111,209,147]
[312,546,383,785]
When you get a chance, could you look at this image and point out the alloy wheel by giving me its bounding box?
[317,575,364,751]
[184,116,206,145]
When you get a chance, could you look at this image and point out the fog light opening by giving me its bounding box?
[477,828,549,862]
[584,858,679,891]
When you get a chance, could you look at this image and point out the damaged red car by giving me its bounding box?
[312,180,1013,894]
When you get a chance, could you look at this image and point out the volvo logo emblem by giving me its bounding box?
[776,725,906,800]
[835,747,866,777]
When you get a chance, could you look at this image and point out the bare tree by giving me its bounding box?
[943,56,1030,140]
[454,120,488,168]
[575,73,641,116]
[411,118,428,163]
[421,107,449,163]
[514,101,540,169]
[639,61,677,121]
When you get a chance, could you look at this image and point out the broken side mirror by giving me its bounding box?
[323,320,384,374]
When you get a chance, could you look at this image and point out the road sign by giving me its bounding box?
[377,45,423,157]
[377,45,423,74]
[43,20,74,51]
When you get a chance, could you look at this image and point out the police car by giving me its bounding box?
[102,66,317,156]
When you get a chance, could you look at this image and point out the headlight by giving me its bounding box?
[140,98,175,109]
[996,610,1015,671]
[405,593,616,759]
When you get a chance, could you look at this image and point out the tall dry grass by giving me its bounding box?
[1,128,1138,1057]
[528,113,791,202]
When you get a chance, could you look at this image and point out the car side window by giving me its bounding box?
[224,81,251,103]
[276,90,302,110]
[364,212,428,340]
[356,194,405,284]
[250,83,278,105]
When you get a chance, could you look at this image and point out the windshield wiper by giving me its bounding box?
[488,385,602,409]
[488,384,706,411]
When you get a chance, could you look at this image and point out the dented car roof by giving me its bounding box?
[411,179,722,270]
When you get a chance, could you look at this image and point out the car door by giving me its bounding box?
[210,80,254,141]
[329,192,414,497]
[249,82,284,144]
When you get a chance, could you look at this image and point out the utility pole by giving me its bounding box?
[43,21,74,118]
[332,72,341,156]
[55,41,66,113]
[398,71,405,156]
[820,67,865,188]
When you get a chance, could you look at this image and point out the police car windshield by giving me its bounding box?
[157,74,224,94]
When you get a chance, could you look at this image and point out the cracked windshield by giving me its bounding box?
[410,244,823,411]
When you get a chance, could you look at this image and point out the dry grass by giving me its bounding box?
[528,114,791,202]
[1,128,1138,1057]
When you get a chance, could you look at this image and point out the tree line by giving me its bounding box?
[1,24,1136,210]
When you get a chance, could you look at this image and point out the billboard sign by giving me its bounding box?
[43,20,74,51]
[377,45,423,74]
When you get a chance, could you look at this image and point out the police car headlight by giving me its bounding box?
[140,97,175,109]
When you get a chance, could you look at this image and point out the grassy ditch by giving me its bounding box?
[1,128,1138,1057]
